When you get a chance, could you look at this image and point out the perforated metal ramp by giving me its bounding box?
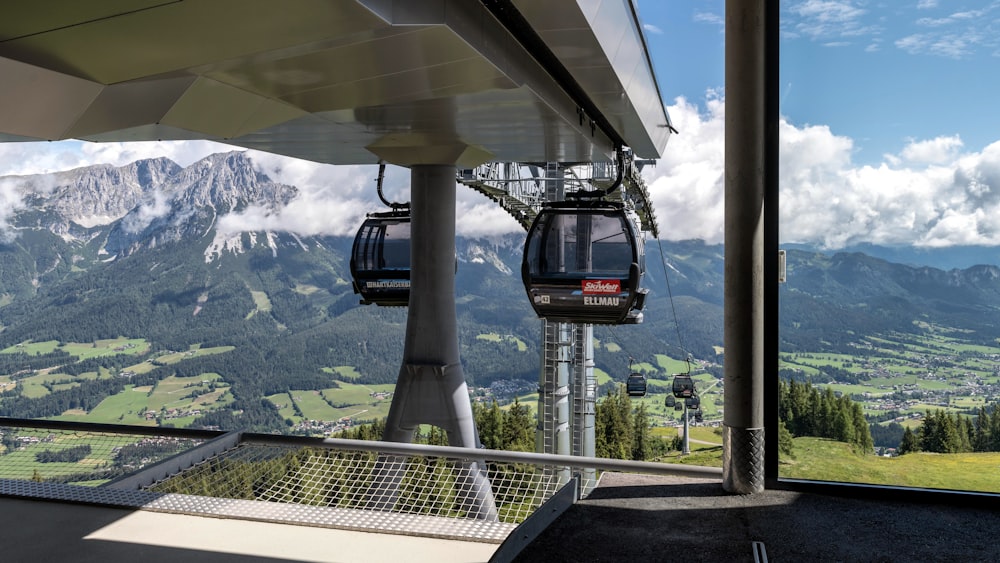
[0,479,515,544]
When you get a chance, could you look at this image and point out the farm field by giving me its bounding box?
[1,337,149,358]
[782,330,1000,419]
[266,382,396,433]
[54,373,232,426]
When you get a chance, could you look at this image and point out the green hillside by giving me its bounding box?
[781,437,1000,493]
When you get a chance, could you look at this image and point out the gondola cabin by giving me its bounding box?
[522,200,647,325]
[671,374,695,398]
[684,395,701,409]
[665,395,676,408]
[350,212,411,306]
[693,410,704,423]
[626,372,647,397]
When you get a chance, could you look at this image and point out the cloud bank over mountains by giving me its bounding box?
[1,93,998,250]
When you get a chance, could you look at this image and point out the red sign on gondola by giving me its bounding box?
[582,279,620,294]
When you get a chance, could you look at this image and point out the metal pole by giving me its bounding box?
[723,0,766,494]
[573,324,597,491]
[682,402,690,455]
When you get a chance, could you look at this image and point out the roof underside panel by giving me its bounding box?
[0,0,670,166]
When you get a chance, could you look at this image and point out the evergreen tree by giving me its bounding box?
[919,410,940,453]
[474,400,504,450]
[502,398,534,452]
[916,409,973,454]
[778,420,795,457]
[778,380,873,453]
[595,385,633,460]
[991,407,1000,452]
[898,426,919,455]
[973,407,990,452]
[631,402,652,461]
[426,424,449,446]
[851,402,873,453]
[958,416,973,453]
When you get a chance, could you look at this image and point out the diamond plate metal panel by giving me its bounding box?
[722,426,765,494]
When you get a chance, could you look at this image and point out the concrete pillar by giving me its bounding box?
[722,0,766,494]
[375,164,498,520]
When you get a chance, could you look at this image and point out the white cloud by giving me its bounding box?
[899,135,963,164]
[693,12,723,27]
[901,4,1000,58]
[455,199,523,238]
[784,0,877,41]
[78,140,235,168]
[233,154,521,237]
[0,178,26,243]
[642,93,1000,250]
[643,23,663,34]
[644,93,726,244]
[122,190,172,234]
[216,195,371,238]
[0,140,235,177]
[5,93,1000,252]
[896,32,978,58]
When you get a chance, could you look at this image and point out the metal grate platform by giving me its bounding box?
[0,477,516,543]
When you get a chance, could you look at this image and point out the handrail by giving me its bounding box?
[241,432,723,479]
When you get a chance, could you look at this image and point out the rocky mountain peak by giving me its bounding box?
[161,151,296,213]
[104,151,298,258]
[5,157,181,235]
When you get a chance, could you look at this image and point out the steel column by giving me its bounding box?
[377,164,499,519]
[722,0,766,494]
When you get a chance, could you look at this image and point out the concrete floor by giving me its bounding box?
[514,473,1000,562]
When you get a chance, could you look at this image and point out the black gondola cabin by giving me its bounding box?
[671,374,695,398]
[350,212,411,306]
[522,200,647,325]
[626,372,647,397]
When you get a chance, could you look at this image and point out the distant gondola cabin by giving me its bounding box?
[671,374,695,398]
[626,372,647,397]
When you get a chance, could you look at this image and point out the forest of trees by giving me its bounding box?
[778,380,874,454]
[35,444,91,463]
[898,404,1000,455]
[336,387,669,461]
[336,398,537,453]
[594,385,666,461]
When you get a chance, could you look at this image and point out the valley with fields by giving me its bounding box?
[3,152,1000,493]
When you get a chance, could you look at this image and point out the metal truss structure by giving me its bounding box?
[458,154,657,482]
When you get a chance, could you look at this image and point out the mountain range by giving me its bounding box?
[2,151,1000,430]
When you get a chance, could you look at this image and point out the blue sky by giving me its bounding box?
[636,0,1000,249]
[3,1,1000,250]
[640,0,1000,163]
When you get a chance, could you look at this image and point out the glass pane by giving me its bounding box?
[589,214,631,274]
[779,0,1000,493]
[381,222,410,269]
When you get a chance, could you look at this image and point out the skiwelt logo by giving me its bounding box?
[582,279,620,294]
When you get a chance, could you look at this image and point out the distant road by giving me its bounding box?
[688,437,720,446]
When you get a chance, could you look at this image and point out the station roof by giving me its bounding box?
[0,0,672,168]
